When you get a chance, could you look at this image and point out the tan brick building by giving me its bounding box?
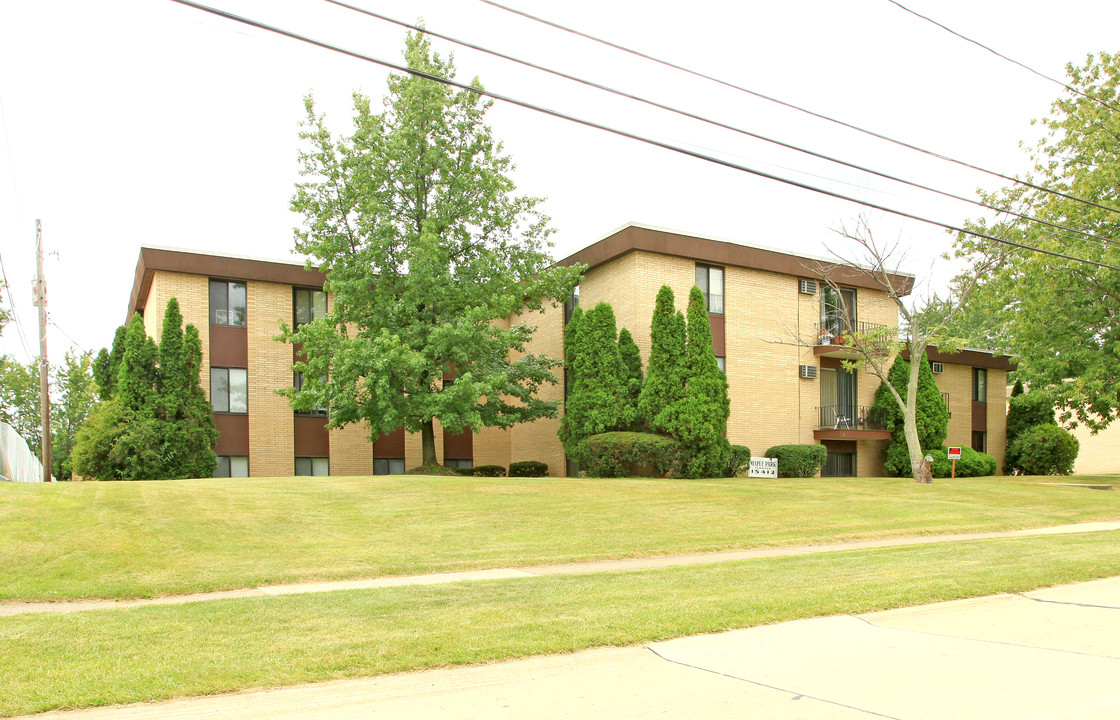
[125,224,1012,478]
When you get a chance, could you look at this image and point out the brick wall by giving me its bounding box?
[246,281,295,477]
[144,272,211,402]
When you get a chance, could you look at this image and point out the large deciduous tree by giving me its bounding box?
[286,32,582,467]
[955,52,1120,429]
[49,350,97,480]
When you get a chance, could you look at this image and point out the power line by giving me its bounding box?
[0,250,33,362]
[884,0,1120,115]
[167,0,1120,272]
[476,0,1120,219]
[326,0,1120,253]
[48,318,88,355]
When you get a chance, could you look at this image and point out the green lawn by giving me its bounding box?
[4,531,1120,717]
[1,474,1118,601]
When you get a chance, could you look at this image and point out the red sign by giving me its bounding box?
[947,447,962,460]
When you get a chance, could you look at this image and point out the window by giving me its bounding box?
[294,288,327,328]
[295,457,329,476]
[564,285,580,324]
[209,279,246,327]
[211,367,248,413]
[444,458,473,470]
[374,458,405,475]
[941,392,951,418]
[823,451,856,477]
[972,431,987,453]
[820,286,856,338]
[973,368,988,403]
[819,367,857,428]
[695,264,724,314]
[715,356,726,371]
[214,456,249,478]
[293,372,327,416]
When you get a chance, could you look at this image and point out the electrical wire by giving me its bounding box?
[167,0,1120,272]
[48,318,87,355]
[476,0,1120,219]
[0,251,33,362]
[326,0,1120,252]
[884,0,1120,115]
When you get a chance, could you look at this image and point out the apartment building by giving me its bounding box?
[124,224,1012,478]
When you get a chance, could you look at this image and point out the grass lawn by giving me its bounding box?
[3,530,1120,717]
[2,474,1118,601]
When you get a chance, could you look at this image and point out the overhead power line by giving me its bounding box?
[0,250,33,362]
[167,0,1120,272]
[476,0,1120,219]
[884,0,1120,115]
[326,0,1120,253]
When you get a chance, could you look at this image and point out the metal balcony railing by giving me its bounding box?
[816,405,885,431]
[817,320,888,346]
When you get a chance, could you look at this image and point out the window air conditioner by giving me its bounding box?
[799,279,817,295]
[931,362,944,374]
[799,364,818,379]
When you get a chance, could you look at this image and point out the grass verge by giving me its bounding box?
[2,475,1119,601]
[4,530,1120,717]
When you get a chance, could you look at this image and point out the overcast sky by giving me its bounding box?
[1,0,1118,364]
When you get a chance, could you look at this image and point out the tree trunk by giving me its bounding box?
[905,349,933,484]
[421,419,438,468]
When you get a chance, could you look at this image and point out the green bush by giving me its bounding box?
[454,464,507,477]
[764,445,827,478]
[1009,424,1079,476]
[930,446,997,478]
[582,432,684,478]
[509,461,549,477]
[1004,391,1057,473]
[724,445,751,477]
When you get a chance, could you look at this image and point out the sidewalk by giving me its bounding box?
[4,520,1119,618]
[24,575,1120,719]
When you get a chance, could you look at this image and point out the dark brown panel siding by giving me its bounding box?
[294,416,330,457]
[709,314,726,357]
[210,325,248,368]
[443,429,474,460]
[373,428,406,458]
[972,402,988,433]
[214,414,249,455]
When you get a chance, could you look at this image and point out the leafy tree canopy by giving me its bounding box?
[286,32,582,466]
[956,52,1120,429]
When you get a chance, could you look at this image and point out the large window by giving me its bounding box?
[293,372,327,416]
[564,285,580,324]
[209,279,246,327]
[820,286,857,338]
[695,265,724,314]
[214,456,249,478]
[211,367,248,413]
[295,457,329,476]
[294,288,327,328]
[444,458,473,470]
[972,431,987,453]
[374,458,405,475]
[819,367,857,428]
[973,368,988,403]
[823,451,856,477]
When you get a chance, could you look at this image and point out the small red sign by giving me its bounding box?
[947,447,962,460]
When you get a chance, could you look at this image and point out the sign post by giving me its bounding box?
[947,447,962,479]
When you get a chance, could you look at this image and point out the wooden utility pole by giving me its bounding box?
[33,220,50,482]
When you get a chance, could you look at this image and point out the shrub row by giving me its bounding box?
[509,461,549,477]
[764,445,827,478]
[582,432,686,478]
[930,446,997,478]
[454,464,507,477]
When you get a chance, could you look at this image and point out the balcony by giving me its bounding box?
[813,405,890,440]
[814,320,889,359]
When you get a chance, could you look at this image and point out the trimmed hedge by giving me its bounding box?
[724,445,751,477]
[509,461,549,477]
[454,464,507,477]
[764,445,827,478]
[930,446,997,478]
[582,432,684,478]
[1009,424,1079,476]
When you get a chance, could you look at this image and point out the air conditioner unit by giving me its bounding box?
[799,365,818,379]
[799,279,817,295]
[931,362,944,374]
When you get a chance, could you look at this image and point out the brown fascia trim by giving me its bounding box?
[555,224,916,295]
[902,345,1018,372]
[127,246,327,321]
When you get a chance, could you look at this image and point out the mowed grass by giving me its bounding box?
[2,474,1118,601]
[4,531,1120,717]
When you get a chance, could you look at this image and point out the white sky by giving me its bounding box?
[1,0,1118,364]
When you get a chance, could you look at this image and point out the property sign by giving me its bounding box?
[748,457,779,479]
[947,447,962,460]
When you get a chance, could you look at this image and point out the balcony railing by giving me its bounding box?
[816,405,885,431]
[817,320,888,346]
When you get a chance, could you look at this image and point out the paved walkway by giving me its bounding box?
[4,520,1119,618]
[22,575,1120,718]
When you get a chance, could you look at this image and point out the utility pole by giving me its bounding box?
[33,220,51,482]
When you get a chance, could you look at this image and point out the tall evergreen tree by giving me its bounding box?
[639,285,686,431]
[156,299,218,479]
[559,302,628,459]
[659,286,731,478]
[92,325,127,401]
[617,328,643,430]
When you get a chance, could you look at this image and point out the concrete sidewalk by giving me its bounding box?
[4,520,1119,618]
[25,576,1120,719]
